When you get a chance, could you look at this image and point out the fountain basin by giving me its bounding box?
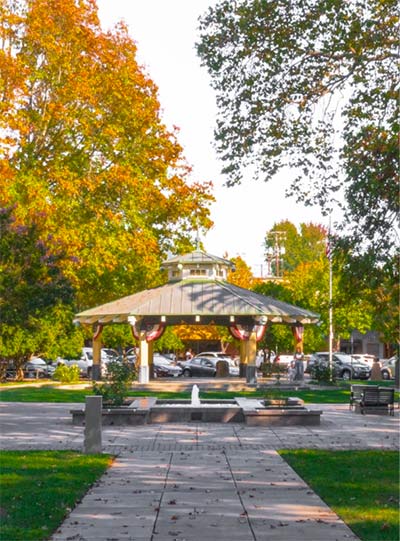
[150,399,243,423]
[70,396,322,426]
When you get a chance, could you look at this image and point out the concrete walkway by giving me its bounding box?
[1,402,399,540]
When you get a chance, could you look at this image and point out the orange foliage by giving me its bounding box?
[175,325,221,341]
[227,256,257,289]
[0,0,214,307]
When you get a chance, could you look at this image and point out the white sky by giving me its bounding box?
[97,0,327,276]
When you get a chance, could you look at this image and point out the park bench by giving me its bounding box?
[351,385,395,416]
[349,384,373,411]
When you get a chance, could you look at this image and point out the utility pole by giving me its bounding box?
[266,231,286,278]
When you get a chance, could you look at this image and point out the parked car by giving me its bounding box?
[310,352,371,380]
[57,347,109,377]
[153,354,182,377]
[180,357,217,377]
[380,356,397,380]
[193,352,231,361]
[115,353,137,367]
[161,352,177,362]
[25,357,56,378]
[192,352,239,374]
[274,354,309,376]
[102,348,119,361]
[351,354,376,368]
[180,356,238,377]
[274,354,295,367]
[154,364,182,378]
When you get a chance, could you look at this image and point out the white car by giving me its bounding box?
[274,354,295,367]
[57,347,109,376]
[351,354,377,368]
[25,357,55,378]
[193,352,232,361]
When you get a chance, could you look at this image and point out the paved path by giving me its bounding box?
[1,402,398,540]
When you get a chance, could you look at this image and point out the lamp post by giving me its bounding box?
[327,216,334,382]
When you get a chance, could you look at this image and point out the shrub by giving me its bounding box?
[92,361,135,406]
[312,363,336,384]
[53,363,80,383]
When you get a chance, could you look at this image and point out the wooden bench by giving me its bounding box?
[352,386,395,416]
[349,385,374,411]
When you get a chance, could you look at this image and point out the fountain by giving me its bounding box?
[191,384,201,406]
[71,391,322,426]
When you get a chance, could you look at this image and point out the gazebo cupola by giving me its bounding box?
[162,250,235,282]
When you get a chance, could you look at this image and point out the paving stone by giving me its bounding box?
[1,401,398,540]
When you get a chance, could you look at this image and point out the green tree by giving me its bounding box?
[286,260,373,348]
[197,0,398,266]
[154,327,184,354]
[1,0,214,309]
[255,247,374,353]
[265,221,326,273]
[0,208,82,378]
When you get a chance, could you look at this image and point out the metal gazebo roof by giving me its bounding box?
[75,250,319,327]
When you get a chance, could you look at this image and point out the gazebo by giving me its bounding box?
[74,250,319,383]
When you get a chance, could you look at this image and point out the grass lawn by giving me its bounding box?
[1,449,397,541]
[0,383,357,403]
[0,450,112,541]
[280,450,399,541]
[0,380,397,405]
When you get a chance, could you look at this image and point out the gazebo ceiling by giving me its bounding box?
[75,279,319,327]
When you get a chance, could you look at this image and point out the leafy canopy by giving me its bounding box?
[256,220,375,352]
[197,0,398,266]
[0,207,82,366]
[1,0,214,309]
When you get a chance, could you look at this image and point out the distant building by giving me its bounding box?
[340,330,387,359]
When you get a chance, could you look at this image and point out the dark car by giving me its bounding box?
[179,357,217,377]
[310,352,371,380]
[153,354,182,377]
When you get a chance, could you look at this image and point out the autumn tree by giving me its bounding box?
[1,0,214,310]
[197,0,398,270]
[227,255,257,288]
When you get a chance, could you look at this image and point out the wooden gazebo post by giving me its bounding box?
[239,341,248,378]
[92,324,103,381]
[245,330,258,384]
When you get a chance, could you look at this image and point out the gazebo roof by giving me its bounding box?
[75,250,319,326]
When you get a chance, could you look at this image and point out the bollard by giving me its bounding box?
[246,365,257,384]
[84,395,102,454]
